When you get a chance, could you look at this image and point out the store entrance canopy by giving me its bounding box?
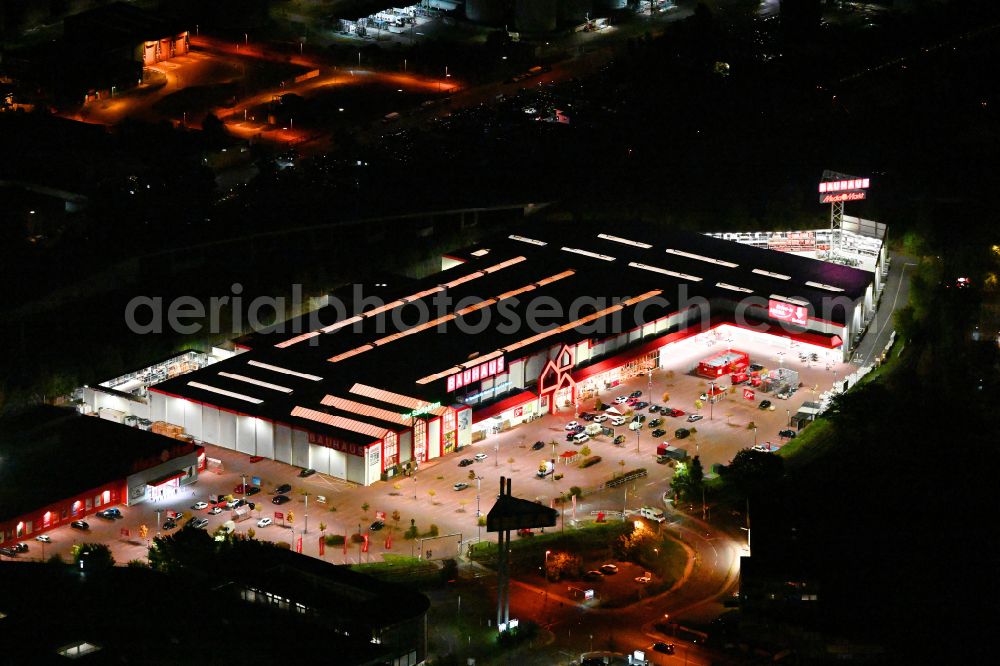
[147,470,185,487]
[605,406,623,416]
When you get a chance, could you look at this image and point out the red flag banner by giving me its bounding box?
[343,535,348,554]
[362,534,369,553]
[385,533,392,550]
[319,536,325,556]
[296,536,302,554]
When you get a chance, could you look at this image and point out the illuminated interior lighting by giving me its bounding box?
[628,262,702,282]
[665,248,739,268]
[246,361,322,381]
[805,281,845,292]
[598,233,653,249]
[218,372,293,394]
[509,234,547,246]
[716,282,754,293]
[187,382,263,404]
[470,248,490,257]
[753,268,792,281]
[319,315,364,334]
[328,344,376,363]
[290,406,387,438]
[562,247,616,262]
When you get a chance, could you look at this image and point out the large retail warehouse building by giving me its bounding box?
[151,227,882,485]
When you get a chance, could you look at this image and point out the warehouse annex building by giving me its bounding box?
[148,225,881,486]
[0,406,204,547]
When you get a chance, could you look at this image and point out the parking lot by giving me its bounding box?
[11,330,851,566]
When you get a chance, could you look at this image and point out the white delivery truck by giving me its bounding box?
[639,506,666,523]
[537,460,555,478]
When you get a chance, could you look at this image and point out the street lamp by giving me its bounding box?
[708,380,717,420]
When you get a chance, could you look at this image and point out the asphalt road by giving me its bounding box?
[854,252,916,365]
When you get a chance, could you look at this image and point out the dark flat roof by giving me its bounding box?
[154,223,874,436]
[0,406,196,521]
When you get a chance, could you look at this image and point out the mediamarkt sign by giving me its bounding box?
[768,299,808,327]
[820,191,866,204]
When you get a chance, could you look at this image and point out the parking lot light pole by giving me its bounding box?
[708,381,717,420]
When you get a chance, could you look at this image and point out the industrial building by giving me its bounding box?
[0,406,204,547]
[145,225,881,486]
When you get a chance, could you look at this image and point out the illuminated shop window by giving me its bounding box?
[56,641,101,659]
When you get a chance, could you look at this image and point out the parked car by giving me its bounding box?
[564,421,580,430]
[648,418,662,428]
[593,414,608,423]
[652,642,675,655]
[579,412,594,421]
[600,563,619,575]
[614,396,628,404]
[35,535,51,543]
[191,518,209,529]
[245,486,261,496]
[629,391,642,398]
[648,404,661,413]
[474,453,488,461]
[675,428,690,439]
[749,363,764,372]
[632,414,646,423]
[70,520,89,530]
[13,543,28,553]
[759,400,772,410]
[226,498,242,509]
[635,401,649,409]
[162,520,177,530]
[573,433,590,444]
[779,429,797,439]
[257,518,273,528]
[458,458,474,466]
[667,408,685,417]
[192,501,209,510]
[248,455,265,463]
[610,416,626,426]
[516,528,534,537]
[613,435,627,445]
[532,441,545,451]
[635,574,651,583]
[298,468,316,478]
[0,547,15,557]
[651,429,666,438]
[208,506,223,515]
[686,414,703,423]
[584,570,604,581]
[272,495,291,505]
[276,483,292,494]
[453,482,469,491]
[97,508,122,520]
[369,520,385,531]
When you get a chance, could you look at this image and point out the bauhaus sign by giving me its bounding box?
[768,299,808,327]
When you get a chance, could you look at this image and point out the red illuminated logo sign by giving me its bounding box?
[449,356,506,392]
[819,178,870,193]
[768,299,808,327]
[820,191,866,204]
[743,388,755,401]
[274,512,284,520]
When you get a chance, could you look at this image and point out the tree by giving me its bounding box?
[139,524,149,540]
[695,399,704,410]
[247,528,256,540]
[72,543,114,571]
[508,457,515,471]
[391,510,401,533]
[468,470,476,480]
[361,501,370,517]
[287,511,295,524]
[428,489,437,503]
[580,445,592,457]
[319,522,326,533]
[459,500,468,512]
[662,391,670,403]
[690,455,704,487]
[545,551,581,581]
[724,449,784,494]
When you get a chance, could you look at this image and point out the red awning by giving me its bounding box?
[471,390,537,423]
[559,451,578,459]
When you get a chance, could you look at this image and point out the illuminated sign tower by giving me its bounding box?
[820,170,871,260]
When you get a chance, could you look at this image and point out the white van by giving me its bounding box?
[573,432,590,444]
[628,420,643,431]
[610,415,626,426]
[639,506,666,523]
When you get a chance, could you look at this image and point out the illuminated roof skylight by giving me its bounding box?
[247,360,322,381]
[509,234,547,246]
[562,247,616,261]
[597,233,653,249]
[752,268,791,280]
[187,382,263,404]
[628,262,702,282]
[218,372,293,394]
[716,282,754,293]
[805,281,845,292]
[665,248,739,268]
